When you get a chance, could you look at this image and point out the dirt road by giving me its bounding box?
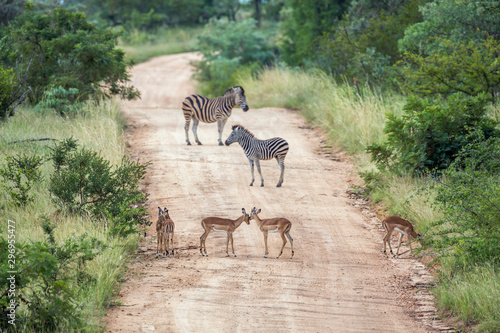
[105,53,444,332]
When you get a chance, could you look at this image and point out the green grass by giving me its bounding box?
[120,26,202,64]
[434,265,500,332]
[0,100,139,332]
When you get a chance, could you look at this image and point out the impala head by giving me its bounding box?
[249,207,261,221]
[225,125,244,146]
[241,208,250,224]
[224,86,249,112]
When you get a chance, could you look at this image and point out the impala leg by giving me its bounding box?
[255,159,264,187]
[230,232,236,257]
[165,232,170,257]
[200,228,208,256]
[203,230,211,256]
[171,231,175,257]
[192,118,202,145]
[184,117,192,145]
[277,231,287,259]
[217,118,227,146]
[286,230,294,259]
[225,231,230,257]
[395,233,404,257]
[383,231,394,256]
[276,157,285,187]
[248,158,255,186]
[263,231,269,258]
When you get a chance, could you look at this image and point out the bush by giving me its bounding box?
[367,93,499,175]
[195,17,274,95]
[425,135,500,266]
[0,221,104,331]
[1,6,139,104]
[35,86,84,116]
[49,138,150,236]
[0,154,43,206]
[0,63,30,120]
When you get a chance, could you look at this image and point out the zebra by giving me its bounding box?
[182,86,249,146]
[225,125,289,187]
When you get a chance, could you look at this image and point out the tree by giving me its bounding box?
[1,6,139,104]
[280,0,349,66]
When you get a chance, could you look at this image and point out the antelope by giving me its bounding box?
[382,216,423,257]
[200,208,250,257]
[162,207,175,257]
[249,207,294,259]
[156,207,166,257]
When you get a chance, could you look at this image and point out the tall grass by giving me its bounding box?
[0,100,139,332]
[434,265,500,332]
[120,26,202,64]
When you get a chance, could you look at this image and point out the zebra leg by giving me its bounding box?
[276,157,285,187]
[184,117,191,145]
[248,158,255,186]
[217,118,227,146]
[192,118,202,145]
[255,159,264,187]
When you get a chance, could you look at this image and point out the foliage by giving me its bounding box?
[279,0,349,66]
[0,62,31,120]
[367,94,499,175]
[0,0,26,27]
[0,221,104,331]
[399,0,500,56]
[425,135,500,266]
[49,138,150,236]
[195,17,274,95]
[0,154,43,206]
[399,36,500,101]
[1,6,140,104]
[35,86,85,116]
[315,0,429,88]
[433,264,500,332]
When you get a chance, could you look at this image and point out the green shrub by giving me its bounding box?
[425,135,500,266]
[367,93,498,175]
[0,154,43,206]
[0,221,104,331]
[1,6,139,104]
[48,138,150,236]
[195,17,274,95]
[35,86,84,116]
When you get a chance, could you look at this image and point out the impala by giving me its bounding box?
[162,207,175,257]
[382,216,422,257]
[156,207,166,257]
[249,207,294,259]
[200,208,250,257]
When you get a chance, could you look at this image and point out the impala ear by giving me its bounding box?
[242,208,246,214]
[158,207,162,216]
[257,209,261,214]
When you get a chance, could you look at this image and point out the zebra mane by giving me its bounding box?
[223,86,245,96]
[232,124,255,137]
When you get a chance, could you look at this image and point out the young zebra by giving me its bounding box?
[182,86,249,146]
[225,125,289,187]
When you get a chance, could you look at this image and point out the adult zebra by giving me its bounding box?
[182,86,249,146]
[225,125,289,187]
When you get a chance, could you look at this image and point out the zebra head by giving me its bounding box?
[225,125,244,146]
[225,86,249,112]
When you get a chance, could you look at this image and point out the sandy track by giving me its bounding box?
[105,53,443,332]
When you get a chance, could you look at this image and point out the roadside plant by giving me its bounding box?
[0,154,43,206]
[49,138,150,236]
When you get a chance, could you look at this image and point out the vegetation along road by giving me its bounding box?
[105,53,448,332]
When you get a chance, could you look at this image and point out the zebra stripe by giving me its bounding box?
[225,125,289,187]
[182,86,249,146]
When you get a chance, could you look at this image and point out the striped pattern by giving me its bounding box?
[182,86,248,146]
[225,125,289,187]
